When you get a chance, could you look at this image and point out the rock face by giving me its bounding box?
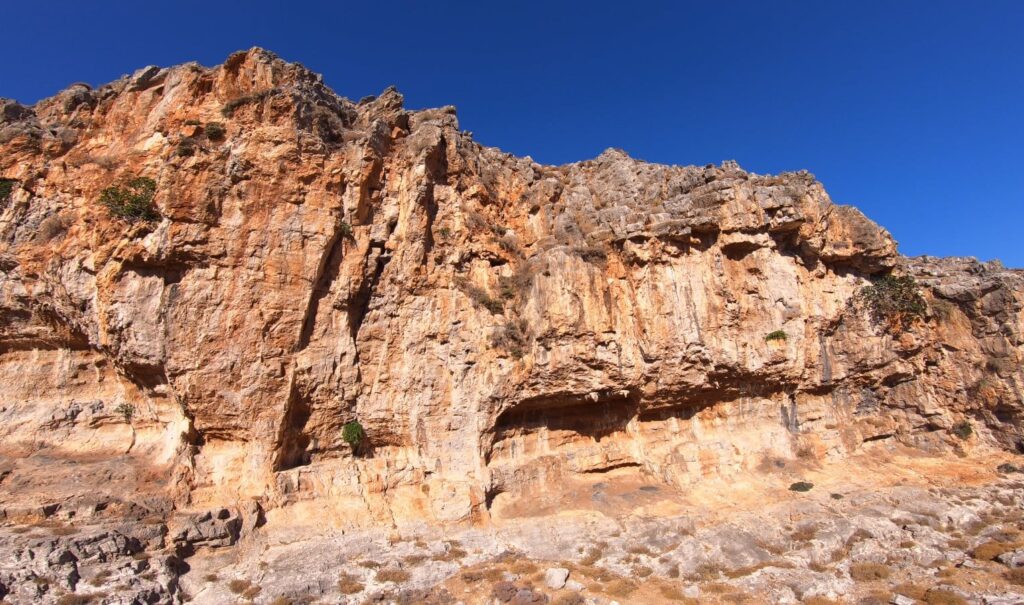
[0,48,1022,594]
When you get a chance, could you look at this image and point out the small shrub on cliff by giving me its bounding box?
[99,177,159,223]
[204,121,226,140]
[114,403,135,423]
[765,330,787,342]
[375,568,411,583]
[574,245,608,263]
[856,275,927,332]
[849,562,891,582]
[338,221,353,239]
[0,178,16,204]
[459,280,504,314]
[342,420,366,452]
[789,481,814,492]
[495,234,523,256]
[227,578,252,594]
[176,137,197,157]
[490,318,530,358]
[337,573,364,594]
[221,88,278,117]
[952,420,973,440]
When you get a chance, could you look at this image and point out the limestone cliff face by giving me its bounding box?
[1,48,1021,528]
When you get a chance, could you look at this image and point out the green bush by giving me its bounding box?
[765,330,787,342]
[204,122,226,140]
[0,178,16,203]
[342,421,366,450]
[491,318,530,358]
[952,420,973,440]
[789,481,814,492]
[176,137,197,157]
[856,275,926,332]
[114,403,135,423]
[99,177,160,222]
[339,221,353,239]
[460,281,504,314]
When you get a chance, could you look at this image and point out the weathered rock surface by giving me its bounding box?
[0,48,1022,603]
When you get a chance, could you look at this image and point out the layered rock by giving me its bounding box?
[0,47,1021,554]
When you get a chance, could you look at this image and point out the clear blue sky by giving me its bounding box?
[3,1,1022,266]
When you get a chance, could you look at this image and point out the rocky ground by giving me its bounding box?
[3,445,1024,604]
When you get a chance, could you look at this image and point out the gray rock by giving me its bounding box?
[564,579,585,592]
[544,567,569,589]
[171,507,243,549]
[996,548,1024,567]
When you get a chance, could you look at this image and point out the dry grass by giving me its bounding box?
[228,579,252,594]
[808,560,832,572]
[935,566,957,579]
[241,585,262,599]
[658,584,688,600]
[337,573,364,594]
[803,597,842,605]
[755,538,787,556]
[632,565,653,578]
[462,567,506,583]
[605,579,639,597]
[376,568,411,583]
[431,542,468,562]
[703,582,733,594]
[1006,567,1024,585]
[579,546,603,565]
[570,563,616,584]
[688,561,723,581]
[963,520,988,536]
[403,554,427,566]
[551,594,587,605]
[89,570,112,587]
[508,560,539,575]
[626,544,654,556]
[971,540,1014,561]
[849,562,891,582]
[923,589,967,605]
[791,524,818,542]
[357,559,381,569]
[724,560,794,578]
[203,573,218,582]
[892,583,928,600]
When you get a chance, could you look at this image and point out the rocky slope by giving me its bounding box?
[0,49,1021,604]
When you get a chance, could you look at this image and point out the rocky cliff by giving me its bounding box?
[1,49,1022,604]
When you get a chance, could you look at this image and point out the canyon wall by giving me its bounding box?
[1,48,1022,532]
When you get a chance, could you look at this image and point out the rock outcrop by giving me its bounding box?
[0,48,1022,603]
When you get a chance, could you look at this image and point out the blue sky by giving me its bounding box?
[3,1,1022,266]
